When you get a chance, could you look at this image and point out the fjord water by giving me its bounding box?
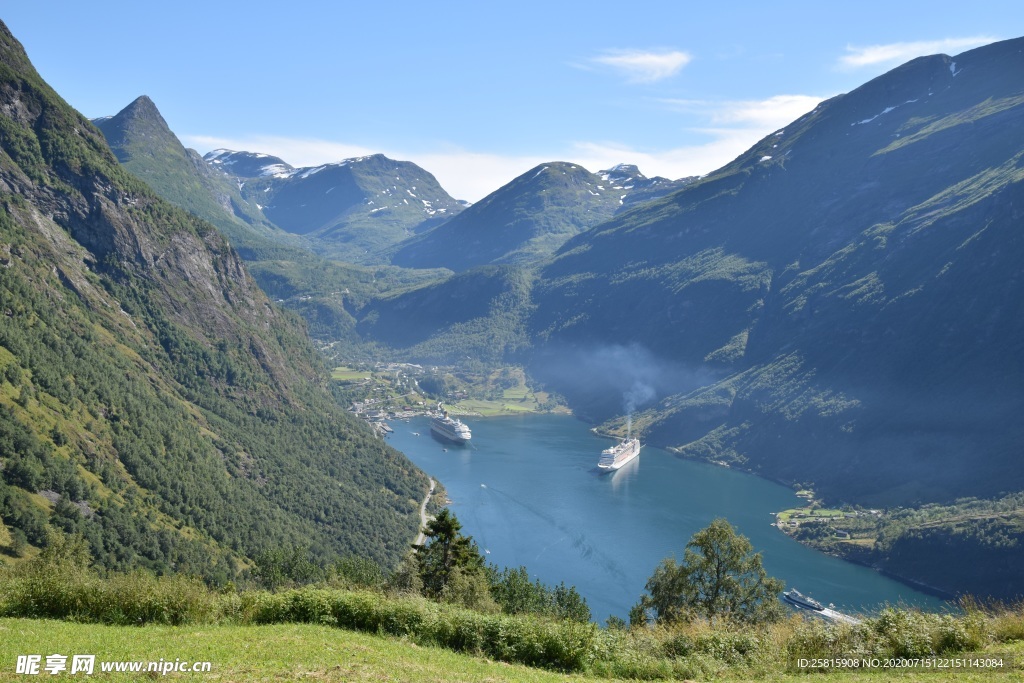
[388,414,948,622]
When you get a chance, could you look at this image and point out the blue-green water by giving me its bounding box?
[388,413,948,622]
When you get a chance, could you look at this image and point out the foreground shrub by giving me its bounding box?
[961,597,1024,644]
[789,607,991,666]
[238,587,596,672]
[0,565,212,625]
[990,607,1024,643]
[787,619,870,662]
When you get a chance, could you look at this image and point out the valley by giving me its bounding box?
[1,12,1023,638]
[78,34,1024,603]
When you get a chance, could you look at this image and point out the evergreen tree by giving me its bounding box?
[414,508,484,599]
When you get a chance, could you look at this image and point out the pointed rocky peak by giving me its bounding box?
[95,95,168,132]
[92,95,179,164]
[120,94,163,120]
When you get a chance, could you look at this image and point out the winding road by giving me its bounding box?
[414,478,436,546]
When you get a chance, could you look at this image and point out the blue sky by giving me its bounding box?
[4,2,1022,200]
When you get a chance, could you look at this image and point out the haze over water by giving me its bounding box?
[388,413,948,622]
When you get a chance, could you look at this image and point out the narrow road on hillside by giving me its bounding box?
[414,478,436,546]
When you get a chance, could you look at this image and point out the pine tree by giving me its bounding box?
[413,508,484,599]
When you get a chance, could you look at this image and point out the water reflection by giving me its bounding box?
[607,453,641,492]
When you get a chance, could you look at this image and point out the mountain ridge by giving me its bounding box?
[529,36,1024,507]
[208,150,465,262]
[0,21,427,576]
[390,161,692,271]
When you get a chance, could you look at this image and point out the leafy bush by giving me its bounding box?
[0,561,211,625]
[873,608,948,658]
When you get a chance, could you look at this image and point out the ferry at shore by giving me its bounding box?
[783,588,825,611]
[598,437,641,472]
[430,404,472,444]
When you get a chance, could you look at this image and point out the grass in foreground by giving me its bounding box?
[1,618,1022,683]
[5,557,1024,681]
[0,619,579,683]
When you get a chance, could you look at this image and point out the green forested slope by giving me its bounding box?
[0,21,427,577]
[529,38,1024,507]
[356,265,534,364]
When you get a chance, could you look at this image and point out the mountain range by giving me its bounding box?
[390,162,692,271]
[32,22,1024,599]
[90,39,1024,513]
[529,38,1024,509]
[94,94,693,273]
[208,150,466,263]
[91,96,297,260]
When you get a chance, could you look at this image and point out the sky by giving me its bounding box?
[4,2,1023,201]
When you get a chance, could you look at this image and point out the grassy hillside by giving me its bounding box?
[2,573,1023,683]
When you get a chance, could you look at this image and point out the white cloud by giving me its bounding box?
[183,93,826,202]
[591,49,692,83]
[662,94,826,130]
[566,134,760,183]
[397,149,550,203]
[838,36,1000,69]
[184,134,379,166]
[553,93,828,185]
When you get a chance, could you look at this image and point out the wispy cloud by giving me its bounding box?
[661,94,826,130]
[183,94,826,202]
[185,135,380,166]
[838,36,1000,69]
[566,135,760,183]
[590,49,692,83]
[565,94,827,183]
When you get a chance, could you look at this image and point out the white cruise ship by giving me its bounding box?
[598,437,641,471]
[783,588,825,611]
[430,404,472,444]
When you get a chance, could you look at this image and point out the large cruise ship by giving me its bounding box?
[598,437,641,472]
[430,404,472,444]
[783,588,825,611]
